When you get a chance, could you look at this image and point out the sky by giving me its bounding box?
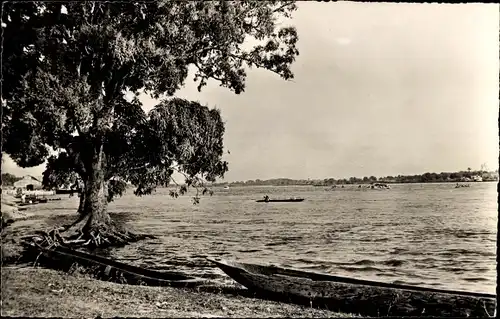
[2,2,499,182]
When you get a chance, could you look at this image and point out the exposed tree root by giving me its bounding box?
[23,214,155,250]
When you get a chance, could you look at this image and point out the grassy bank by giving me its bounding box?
[1,266,357,318]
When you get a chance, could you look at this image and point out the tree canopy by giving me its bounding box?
[2,1,299,247]
[2,1,299,200]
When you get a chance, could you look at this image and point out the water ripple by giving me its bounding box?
[101,183,497,294]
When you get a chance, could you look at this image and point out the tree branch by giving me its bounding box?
[227,52,284,78]
[169,166,212,204]
[272,1,295,14]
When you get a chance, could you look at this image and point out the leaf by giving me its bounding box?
[179,185,187,195]
[192,196,200,205]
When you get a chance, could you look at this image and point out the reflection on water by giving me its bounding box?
[40,183,500,293]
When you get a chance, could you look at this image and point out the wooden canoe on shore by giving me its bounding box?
[21,242,205,288]
[255,198,305,203]
[207,258,496,317]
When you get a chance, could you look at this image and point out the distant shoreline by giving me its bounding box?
[214,170,499,187]
[215,180,497,188]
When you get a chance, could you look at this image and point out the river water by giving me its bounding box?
[24,182,495,293]
[90,182,496,294]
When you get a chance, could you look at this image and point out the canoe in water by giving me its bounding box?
[255,198,305,203]
[207,258,496,317]
[22,242,205,288]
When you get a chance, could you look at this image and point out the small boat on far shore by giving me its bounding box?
[370,183,391,190]
[207,258,496,317]
[55,189,80,195]
[16,194,62,206]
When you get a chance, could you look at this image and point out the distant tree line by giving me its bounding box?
[4,169,498,189]
[213,169,498,187]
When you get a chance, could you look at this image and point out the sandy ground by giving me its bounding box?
[1,201,357,318]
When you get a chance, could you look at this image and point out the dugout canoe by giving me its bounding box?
[207,258,496,317]
[255,198,305,203]
[22,242,205,288]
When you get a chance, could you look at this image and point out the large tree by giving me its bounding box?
[2,1,299,247]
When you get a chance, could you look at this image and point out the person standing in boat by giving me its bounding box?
[263,195,270,202]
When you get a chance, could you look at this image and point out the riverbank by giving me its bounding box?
[1,266,357,318]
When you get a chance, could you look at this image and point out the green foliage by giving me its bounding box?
[42,151,133,203]
[116,98,227,204]
[2,1,299,204]
[42,153,81,191]
[107,179,128,202]
[1,173,22,186]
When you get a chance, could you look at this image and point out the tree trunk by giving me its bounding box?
[56,140,151,248]
[77,184,86,215]
[81,143,112,233]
